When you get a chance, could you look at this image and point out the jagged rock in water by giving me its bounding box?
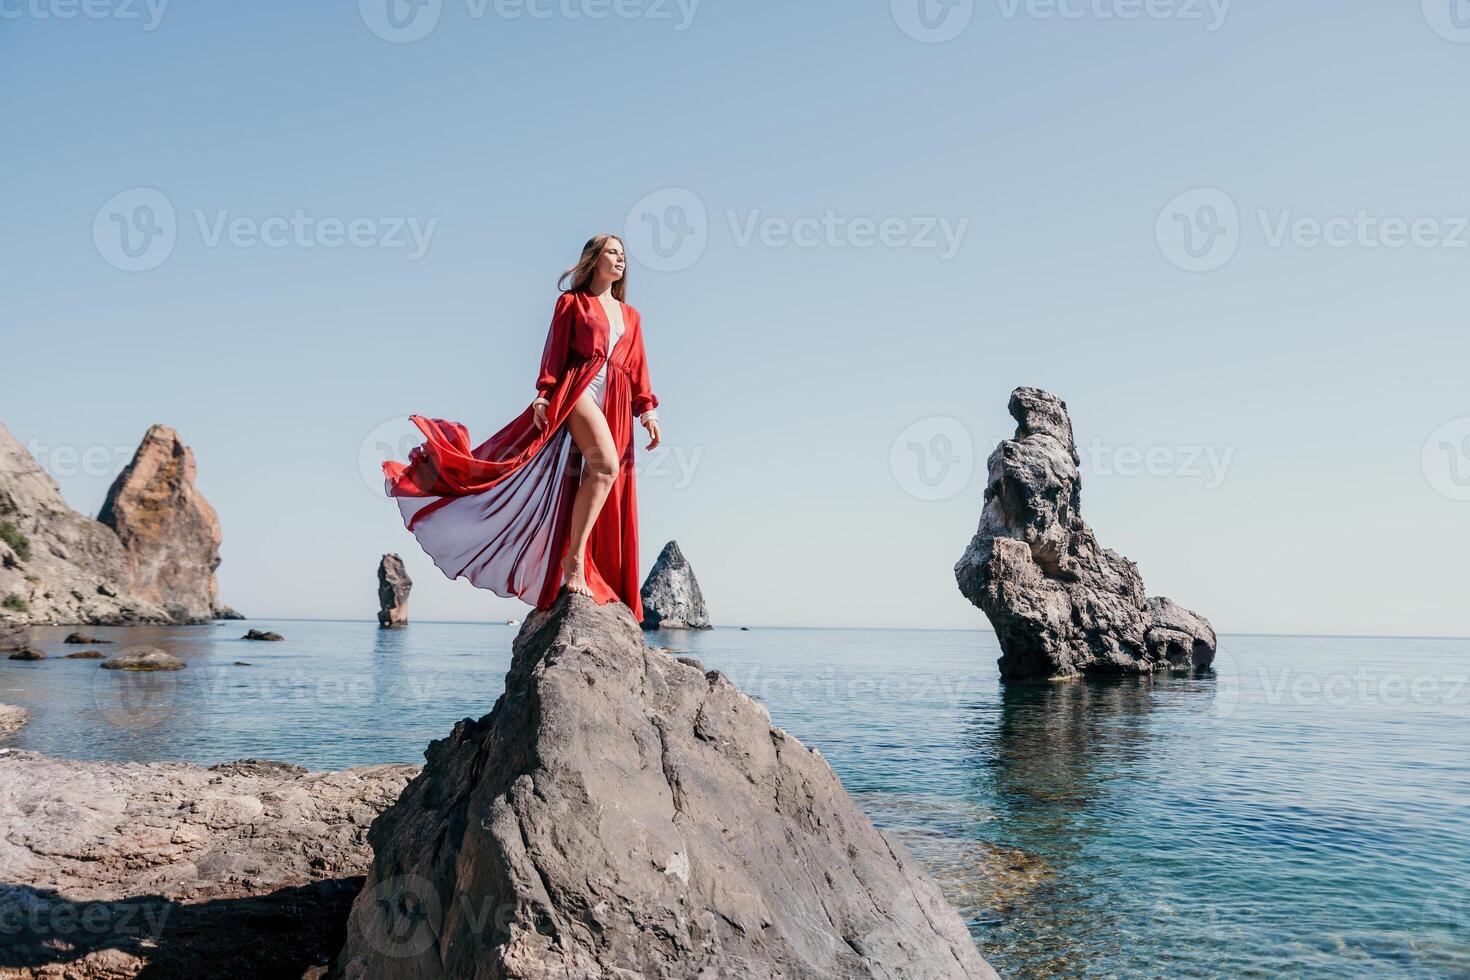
[954,387,1217,680]
[99,648,185,671]
[64,632,111,644]
[0,422,239,626]
[8,648,44,661]
[0,750,419,978]
[333,591,996,979]
[377,553,412,628]
[242,628,282,641]
[213,603,246,620]
[98,424,224,625]
[638,539,712,630]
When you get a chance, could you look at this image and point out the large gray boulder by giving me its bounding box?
[334,591,996,979]
[639,539,712,629]
[377,553,412,628]
[954,387,1216,680]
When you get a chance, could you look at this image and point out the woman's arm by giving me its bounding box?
[630,320,659,424]
[534,292,576,406]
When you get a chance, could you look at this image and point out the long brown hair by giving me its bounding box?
[557,234,628,300]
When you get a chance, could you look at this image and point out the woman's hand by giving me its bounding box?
[642,417,661,450]
[532,400,549,430]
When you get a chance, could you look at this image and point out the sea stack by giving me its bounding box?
[333,592,996,979]
[377,553,412,628]
[0,421,240,625]
[98,424,224,625]
[954,387,1217,680]
[639,539,712,629]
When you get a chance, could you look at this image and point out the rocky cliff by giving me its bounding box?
[954,387,1216,680]
[0,422,236,625]
[334,591,996,979]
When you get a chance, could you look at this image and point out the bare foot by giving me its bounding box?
[561,553,593,597]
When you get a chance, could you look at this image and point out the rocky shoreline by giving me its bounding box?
[0,751,419,979]
[0,594,1001,979]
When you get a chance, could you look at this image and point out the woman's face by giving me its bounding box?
[596,239,626,283]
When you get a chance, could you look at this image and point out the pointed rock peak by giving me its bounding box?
[97,425,222,624]
[640,539,711,630]
[335,589,997,978]
[1008,386,1079,462]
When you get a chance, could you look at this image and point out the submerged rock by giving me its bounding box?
[334,591,995,979]
[639,539,713,630]
[65,649,106,659]
[377,553,412,628]
[0,703,27,734]
[0,750,419,978]
[8,648,43,660]
[955,387,1217,680]
[64,632,112,644]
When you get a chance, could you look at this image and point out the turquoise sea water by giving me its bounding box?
[2,621,1466,978]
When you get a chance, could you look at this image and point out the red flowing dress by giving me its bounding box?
[381,290,659,622]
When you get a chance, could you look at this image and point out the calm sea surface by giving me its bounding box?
[3,621,1467,978]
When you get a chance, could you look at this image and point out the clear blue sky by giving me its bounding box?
[2,2,1466,633]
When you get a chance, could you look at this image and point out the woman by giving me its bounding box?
[381,234,662,621]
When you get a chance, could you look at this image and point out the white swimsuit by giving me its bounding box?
[584,301,626,410]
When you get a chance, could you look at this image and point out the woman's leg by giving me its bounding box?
[560,387,619,596]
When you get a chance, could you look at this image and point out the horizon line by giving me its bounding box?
[190,617,1470,642]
